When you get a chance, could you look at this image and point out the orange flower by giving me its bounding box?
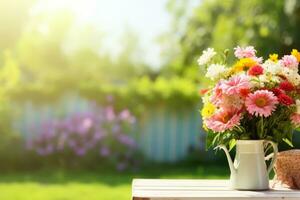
[231,58,257,74]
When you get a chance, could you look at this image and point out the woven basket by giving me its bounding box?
[273,150,300,189]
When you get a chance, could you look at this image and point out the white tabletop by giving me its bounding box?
[132,179,300,200]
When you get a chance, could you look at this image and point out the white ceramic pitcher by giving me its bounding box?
[218,140,278,190]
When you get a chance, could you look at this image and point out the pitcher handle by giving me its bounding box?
[264,140,278,174]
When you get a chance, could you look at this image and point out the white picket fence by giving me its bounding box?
[12,93,204,162]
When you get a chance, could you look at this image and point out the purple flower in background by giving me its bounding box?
[75,147,86,156]
[112,124,121,133]
[105,106,115,121]
[116,162,127,171]
[77,117,93,135]
[27,101,138,170]
[100,146,110,157]
[119,109,136,124]
[117,134,137,148]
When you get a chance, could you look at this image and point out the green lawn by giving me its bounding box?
[0,165,228,200]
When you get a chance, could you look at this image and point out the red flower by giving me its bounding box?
[279,81,295,92]
[271,88,283,96]
[278,93,294,105]
[239,88,250,97]
[248,65,264,76]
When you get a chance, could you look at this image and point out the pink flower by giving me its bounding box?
[245,90,278,117]
[291,113,300,127]
[252,56,263,64]
[279,55,298,69]
[220,75,251,95]
[234,46,256,59]
[204,109,242,132]
[210,81,223,106]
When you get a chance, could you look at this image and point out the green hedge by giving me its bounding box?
[8,76,201,109]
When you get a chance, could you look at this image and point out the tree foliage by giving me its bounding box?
[165,0,300,74]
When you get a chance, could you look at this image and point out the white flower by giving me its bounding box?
[197,48,216,66]
[262,60,282,75]
[296,100,300,114]
[282,68,300,86]
[205,64,227,80]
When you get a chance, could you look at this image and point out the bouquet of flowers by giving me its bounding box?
[199,46,300,149]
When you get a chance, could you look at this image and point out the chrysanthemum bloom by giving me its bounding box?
[270,88,283,97]
[205,63,227,80]
[279,55,298,69]
[262,60,282,75]
[234,46,256,59]
[278,93,294,106]
[245,90,278,117]
[210,82,223,106]
[220,75,251,95]
[231,58,257,73]
[279,80,295,92]
[204,109,242,132]
[248,65,264,76]
[201,102,215,119]
[291,49,300,62]
[291,113,300,127]
[269,54,278,62]
[197,48,216,65]
[239,88,250,97]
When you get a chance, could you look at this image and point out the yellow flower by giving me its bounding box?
[231,58,257,74]
[291,49,300,62]
[269,53,278,62]
[201,102,215,118]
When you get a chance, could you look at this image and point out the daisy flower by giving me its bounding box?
[201,102,215,119]
[269,54,278,62]
[245,90,278,117]
[234,46,256,59]
[205,64,227,80]
[197,48,216,66]
[204,109,242,132]
[291,49,300,62]
[220,74,251,95]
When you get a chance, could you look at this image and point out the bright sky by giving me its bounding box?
[33,0,173,68]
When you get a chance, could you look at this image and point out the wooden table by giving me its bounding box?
[132,179,300,200]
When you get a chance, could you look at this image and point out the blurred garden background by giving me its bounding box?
[0,0,300,199]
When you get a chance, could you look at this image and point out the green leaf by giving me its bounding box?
[205,130,215,150]
[283,138,294,147]
[228,139,236,151]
